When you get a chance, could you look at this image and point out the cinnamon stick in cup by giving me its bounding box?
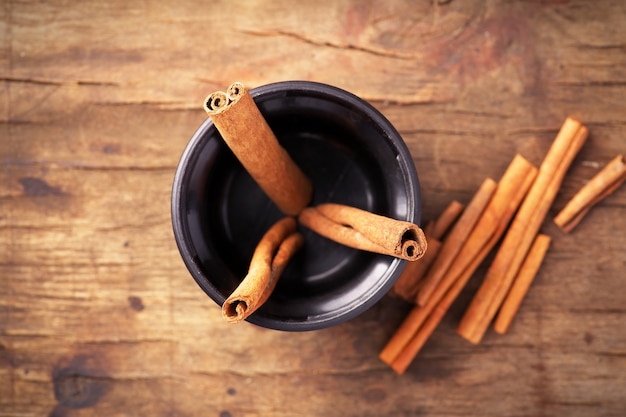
[554,154,626,232]
[204,82,313,216]
[205,91,230,113]
[222,217,304,323]
[298,203,427,261]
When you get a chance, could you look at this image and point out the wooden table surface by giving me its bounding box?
[2,1,625,416]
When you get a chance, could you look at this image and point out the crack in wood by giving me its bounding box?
[401,128,492,137]
[190,365,390,379]
[568,307,626,314]
[553,80,626,87]
[0,76,120,87]
[238,28,417,60]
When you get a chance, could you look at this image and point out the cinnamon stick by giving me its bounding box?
[423,200,465,240]
[416,179,497,306]
[379,154,537,372]
[204,82,313,216]
[391,238,442,302]
[392,201,463,301]
[378,303,428,366]
[222,217,304,323]
[554,154,626,232]
[429,155,538,303]
[493,234,551,335]
[390,239,490,374]
[458,117,588,344]
[387,163,538,374]
[299,203,427,261]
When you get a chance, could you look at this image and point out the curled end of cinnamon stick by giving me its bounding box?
[399,226,428,261]
[226,81,246,103]
[222,297,251,323]
[221,217,301,323]
[203,91,230,115]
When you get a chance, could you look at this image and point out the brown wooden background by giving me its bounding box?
[1,1,625,416]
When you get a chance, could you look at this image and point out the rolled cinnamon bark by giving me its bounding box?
[416,179,497,306]
[391,201,463,302]
[222,217,303,323]
[458,117,588,344]
[203,91,229,114]
[391,238,441,302]
[379,154,537,372]
[554,154,626,232]
[226,81,246,102]
[493,234,551,334]
[299,203,427,261]
[423,200,465,241]
[204,82,313,216]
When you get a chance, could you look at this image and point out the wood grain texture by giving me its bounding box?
[1,0,625,416]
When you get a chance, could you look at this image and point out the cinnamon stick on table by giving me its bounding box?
[493,234,551,334]
[379,154,537,373]
[222,217,304,323]
[391,238,441,302]
[416,179,497,306]
[423,200,465,240]
[387,158,537,374]
[204,82,313,216]
[554,154,626,232]
[392,201,464,302]
[298,203,427,261]
[458,117,588,345]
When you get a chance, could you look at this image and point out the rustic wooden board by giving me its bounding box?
[1,1,625,416]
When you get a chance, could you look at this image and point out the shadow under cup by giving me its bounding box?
[171,81,421,331]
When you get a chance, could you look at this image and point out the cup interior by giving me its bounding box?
[171,81,421,331]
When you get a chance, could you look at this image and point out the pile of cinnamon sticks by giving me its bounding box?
[381,117,625,374]
[203,82,427,323]
[201,82,625,370]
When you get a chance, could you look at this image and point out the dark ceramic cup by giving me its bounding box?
[171,81,421,331]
